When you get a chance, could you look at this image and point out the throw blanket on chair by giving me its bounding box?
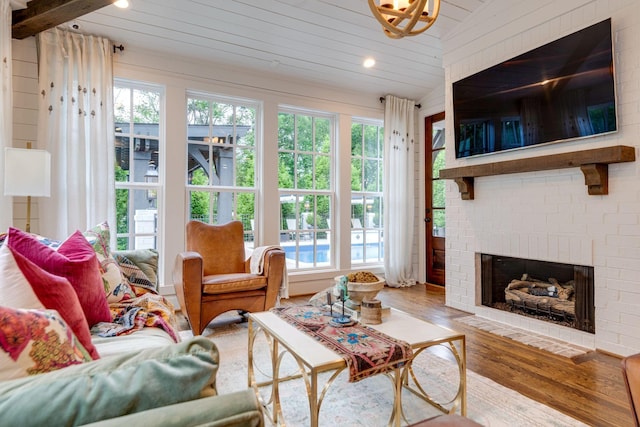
[249,245,289,300]
[91,293,181,343]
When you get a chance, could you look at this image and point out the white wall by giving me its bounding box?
[442,0,640,356]
[10,38,39,232]
[10,39,425,298]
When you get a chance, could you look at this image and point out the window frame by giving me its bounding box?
[184,91,262,244]
[113,79,164,254]
[277,107,336,271]
[350,118,385,266]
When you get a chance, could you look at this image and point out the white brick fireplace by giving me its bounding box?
[441,0,640,356]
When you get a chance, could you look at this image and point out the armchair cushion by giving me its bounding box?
[203,273,268,294]
[0,336,219,426]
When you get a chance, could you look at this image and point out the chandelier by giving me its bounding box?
[368,0,441,39]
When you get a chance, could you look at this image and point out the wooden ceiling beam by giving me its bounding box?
[12,0,113,39]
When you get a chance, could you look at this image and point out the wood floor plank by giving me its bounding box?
[286,284,634,427]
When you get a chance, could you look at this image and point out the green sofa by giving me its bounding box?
[0,230,263,427]
[0,335,264,427]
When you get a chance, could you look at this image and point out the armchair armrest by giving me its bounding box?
[261,249,286,308]
[173,252,204,330]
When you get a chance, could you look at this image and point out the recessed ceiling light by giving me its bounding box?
[113,0,129,8]
[363,57,376,68]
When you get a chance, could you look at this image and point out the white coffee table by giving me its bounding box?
[247,308,466,427]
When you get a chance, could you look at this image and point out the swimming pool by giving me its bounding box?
[283,242,384,264]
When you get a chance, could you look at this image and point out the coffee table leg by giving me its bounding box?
[310,370,318,427]
[389,366,403,427]
[247,319,283,426]
[399,337,467,417]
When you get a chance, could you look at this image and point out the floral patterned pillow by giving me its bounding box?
[0,307,92,380]
[83,222,135,303]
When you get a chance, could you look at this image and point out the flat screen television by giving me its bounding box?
[453,18,617,159]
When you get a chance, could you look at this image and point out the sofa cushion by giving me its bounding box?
[0,243,99,359]
[113,248,159,289]
[7,228,112,326]
[0,243,42,309]
[83,222,135,302]
[0,307,92,381]
[0,336,219,426]
[91,325,176,359]
[113,252,157,295]
[81,390,263,427]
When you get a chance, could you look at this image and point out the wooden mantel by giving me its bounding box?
[440,145,636,200]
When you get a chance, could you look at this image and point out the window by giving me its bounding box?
[278,110,333,269]
[351,121,384,264]
[501,117,524,149]
[587,103,616,134]
[186,94,258,244]
[458,120,493,158]
[114,82,162,251]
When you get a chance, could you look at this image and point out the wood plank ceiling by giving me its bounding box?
[12,0,486,101]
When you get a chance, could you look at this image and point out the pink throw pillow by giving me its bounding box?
[10,248,100,360]
[7,228,111,327]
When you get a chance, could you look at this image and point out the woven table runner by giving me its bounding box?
[271,305,413,382]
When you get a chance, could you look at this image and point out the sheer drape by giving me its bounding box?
[0,1,28,231]
[561,89,592,138]
[383,95,417,288]
[36,29,115,240]
[520,97,542,146]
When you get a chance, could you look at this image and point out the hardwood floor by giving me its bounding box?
[287,284,633,427]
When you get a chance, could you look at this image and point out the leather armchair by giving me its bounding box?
[622,353,640,427]
[173,220,286,335]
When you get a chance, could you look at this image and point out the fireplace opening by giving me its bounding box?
[481,254,595,333]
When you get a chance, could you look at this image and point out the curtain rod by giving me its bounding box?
[113,44,125,54]
[379,97,421,109]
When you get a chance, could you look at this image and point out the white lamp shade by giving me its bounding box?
[3,147,51,197]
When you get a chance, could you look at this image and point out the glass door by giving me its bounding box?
[425,112,445,285]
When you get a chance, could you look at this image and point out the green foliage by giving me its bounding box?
[189,169,210,221]
[114,165,129,250]
[432,150,446,228]
[133,90,160,123]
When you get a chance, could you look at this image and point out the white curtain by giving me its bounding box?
[36,28,115,240]
[383,94,417,287]
[0,0,27,232]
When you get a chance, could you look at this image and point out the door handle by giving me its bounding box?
[424,217,431,223]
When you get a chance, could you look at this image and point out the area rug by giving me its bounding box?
[190,318,588,427]
[455,316,590,359]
